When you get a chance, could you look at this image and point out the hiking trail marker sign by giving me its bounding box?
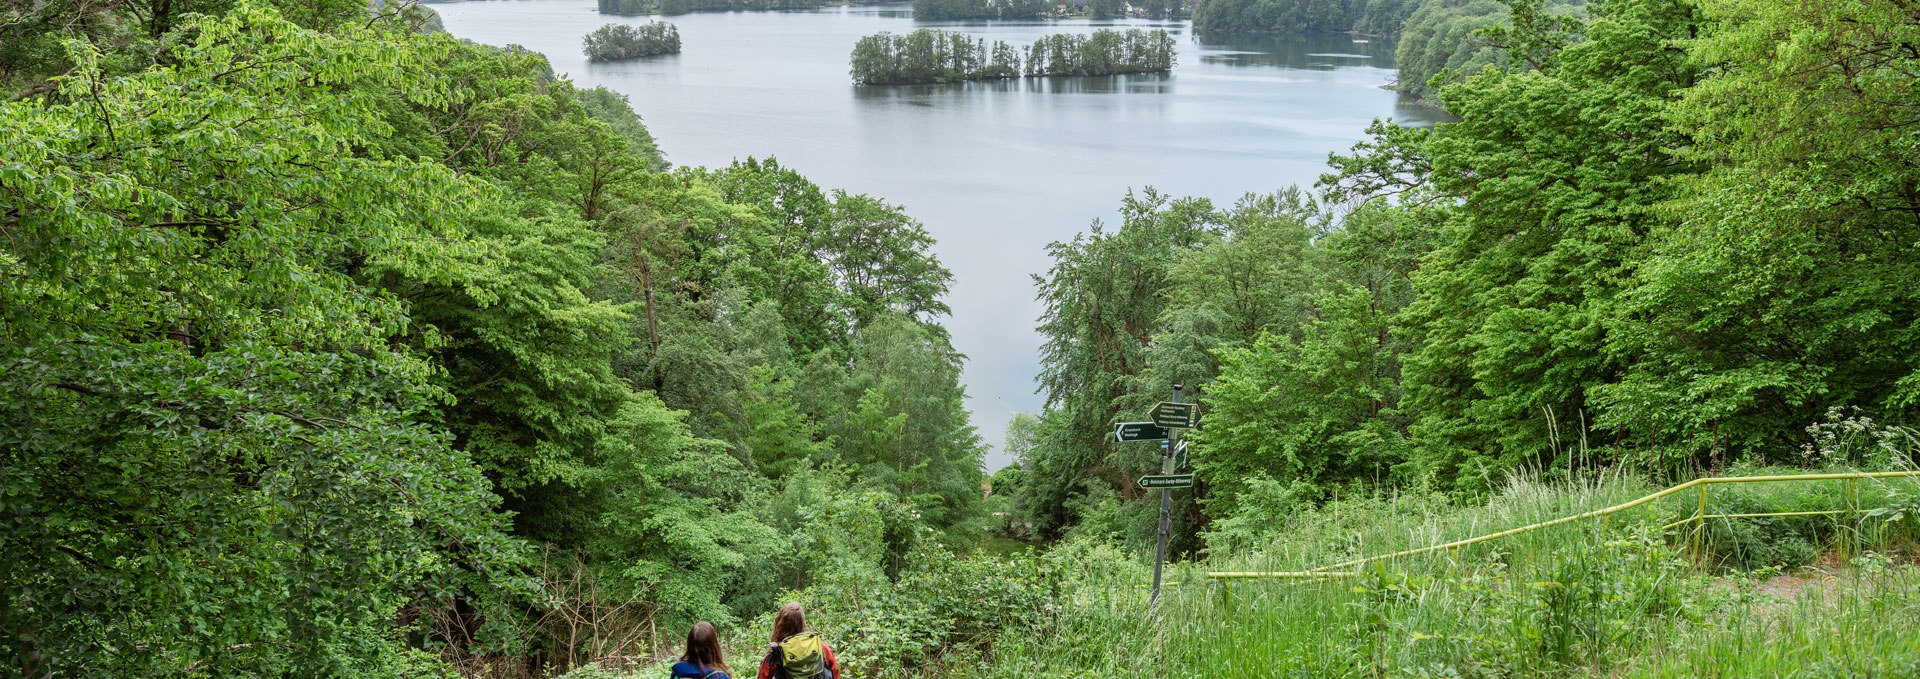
[1150,401,1200,429]
[1108,386,1200,615]
[1114,422,1170,442]
[1138,473,1195,489]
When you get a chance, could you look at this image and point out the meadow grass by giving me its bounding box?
[967,468,1920,678]
[575,468,1920,678]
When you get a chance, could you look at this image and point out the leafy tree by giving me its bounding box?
[1027,190,1217,538]
[1591,0,1920,463]
[1370,0,1701,488]
[0,8,530,673]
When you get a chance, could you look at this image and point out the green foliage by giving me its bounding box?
[1026,189,1218,540]
[1384,0,1702,487]
[1193,0,1423,35]
[852,29,1175,86]
[583,22,682,62]
[599,0,831,16]
[1022,30,1177,78]
[1591,0,1920,462]
[2,0,978,673]
[575,86,669,172]
[983,474,1920,677]
[0,6,534,672]
[1391,0,1512,99]
[851,30,1023,86]
[911,0,1050,21]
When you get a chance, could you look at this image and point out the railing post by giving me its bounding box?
[1693,484,1708,557]
[1848,477,1862,556]
[1220,579,1231,617]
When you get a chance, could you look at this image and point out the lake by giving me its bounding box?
[432,0,1436,469]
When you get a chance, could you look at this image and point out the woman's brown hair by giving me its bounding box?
[683,621,728,672]
[771,602,807,643]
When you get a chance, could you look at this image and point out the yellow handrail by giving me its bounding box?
[1205,470,1920,582]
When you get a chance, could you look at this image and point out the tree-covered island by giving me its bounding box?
[584,22,682,61]
[851,29,1177,86]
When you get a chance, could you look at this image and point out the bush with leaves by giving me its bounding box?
[0,7,537,674]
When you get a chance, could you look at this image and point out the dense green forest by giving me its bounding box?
[584,22,683,62]
[1192,0,1425,35]
[910,0,1052,22]
[1,1,987,675]
[598,0,830,16]
[1391,0,1585,98]
[5,0,1920,676]
[1187,0,1588,102]
[851,29,1176,85]
[1014,0,1920,552]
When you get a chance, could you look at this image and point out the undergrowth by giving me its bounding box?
[565,467,1920,678]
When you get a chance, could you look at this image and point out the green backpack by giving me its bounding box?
[770,631,833,679]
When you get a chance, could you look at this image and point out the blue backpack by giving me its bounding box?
[669,661,728,679]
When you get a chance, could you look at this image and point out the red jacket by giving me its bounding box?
[756,639,838,679]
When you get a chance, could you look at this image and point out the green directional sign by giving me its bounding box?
[1151,401,1200,428]
[1114,422,1170,442]
[1138,473,1195,489]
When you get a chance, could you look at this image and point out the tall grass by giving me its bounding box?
[562,467,1920,678]
[966,468,1920,678]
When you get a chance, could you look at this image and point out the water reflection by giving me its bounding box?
[852,72,1174,101]
[1193,30,1396,69]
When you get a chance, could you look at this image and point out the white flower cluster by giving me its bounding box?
[1799,406,1919,467]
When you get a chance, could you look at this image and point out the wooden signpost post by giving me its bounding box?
[1110,384,1201,615]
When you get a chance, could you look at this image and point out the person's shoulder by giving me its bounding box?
[668,662,732,679]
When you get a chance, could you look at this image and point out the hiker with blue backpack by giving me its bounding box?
[670,621,733,679]
[756,603,840,679]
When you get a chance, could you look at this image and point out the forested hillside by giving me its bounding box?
[1193,0,1425,36]
[1,2,984,675]
[5,0,1919,676]
[1016,0,1920,558]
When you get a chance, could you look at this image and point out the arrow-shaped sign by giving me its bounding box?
[1114,422,1170,442]
[1138,473,1195,489]
[1151,401,1200,428]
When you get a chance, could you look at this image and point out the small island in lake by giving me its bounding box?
[583,22,682,61]
[851,29,1177,86]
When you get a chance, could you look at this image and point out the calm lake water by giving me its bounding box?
[433,0,1435,469]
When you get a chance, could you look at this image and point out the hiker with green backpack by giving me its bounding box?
[756,603,840,679]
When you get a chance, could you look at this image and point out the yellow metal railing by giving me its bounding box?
[1205,471,1920,602]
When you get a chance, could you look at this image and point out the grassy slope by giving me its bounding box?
[567,468,1920,677]
[973,468,1920,677]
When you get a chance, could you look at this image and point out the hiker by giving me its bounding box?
[757,603,840,679]
[670,621,732,679]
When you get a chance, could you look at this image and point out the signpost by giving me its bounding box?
[1114,422,1170,442]
[1111,385,1199,616]
[1148,385,1186,616]
[1138,473,1195,489]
